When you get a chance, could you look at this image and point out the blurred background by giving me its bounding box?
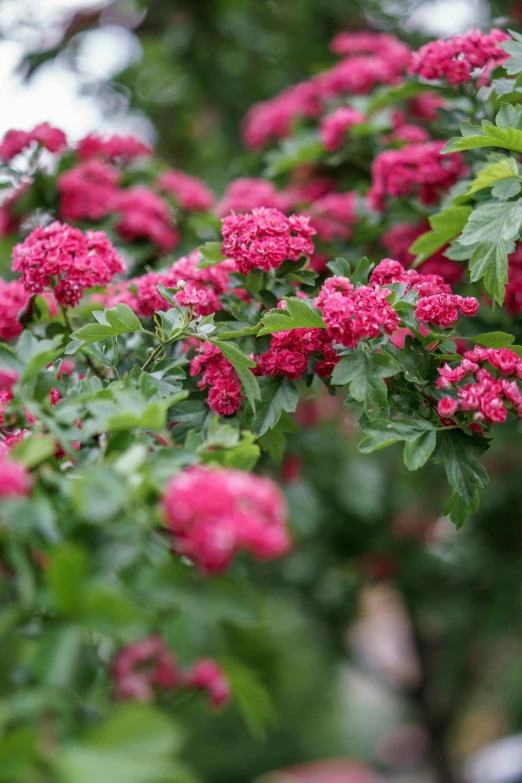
[4,2,522,782]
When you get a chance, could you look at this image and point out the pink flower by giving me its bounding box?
[77,133,152,162]
[0,454,32,497]
[0,369,18,393]
[162,466,290,573]
[190,342,243,415]
[415,293,479,328]
[438,397,459,417]
[58,160,120,222]
[111,635,180,702]
[0,123,67,161]
[184,659,230,708]
[218,178,290,215]
[12,222,124,308]
[320,106,365,152]
[409,29,509,86]
[0,278,30,340]
[113,187,178,253]
[221,207,315,274]
[368,141,467,212]
[157,169,215,212]
[315,277,399,349]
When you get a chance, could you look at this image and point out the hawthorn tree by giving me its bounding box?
[2,22,522,783]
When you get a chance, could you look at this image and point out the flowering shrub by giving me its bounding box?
[2,22,522,782]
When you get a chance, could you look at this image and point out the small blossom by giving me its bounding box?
[0,454,32,497]
[12,222,124,308]
[162,466,290,573]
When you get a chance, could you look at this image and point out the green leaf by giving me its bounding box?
[209,339,260,412]
[222,659,274,740]
[264,131,323,177]
[10,434,56,468]
[471,331,515,347]
[469,238,509,305]
[492,177,521,200]
[251,376,298,437]
[257,297,326,336]
[366,80,431,113]
[46,545,88,616]
[495,102,522,131]
[442,488,480,529]
[443,123,522,154]
[331,349,400,417]
[403,430,437,471]
[16,333,64,382]
[410,206,472,265]
[71,465,128,523]
[500,32,522,76]
[326,257,352,278]
[359,418,437,470]
[466,157,519,195]
[54,705,184,783]
[69,304,141,350]
[438,430,488,503]
[197,241,225,267]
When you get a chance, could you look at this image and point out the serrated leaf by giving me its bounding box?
[460,200,522,246]
[257,297,325,336]
[469,238,509,305]
[410,206,472,264]
[403,430,436,471]
[70,304,141,349]
[466,157,519,195]
[442,488,480,528]
[17,332,64,382]
[500,33,522,76]
[443,123,522,154]
[251,376,298,437]
[332,349,400,417]
[438,430,488,503]
[471,331,515,347]
[492,177,522,200]
[198,241,225,266]
[495,103,522,130]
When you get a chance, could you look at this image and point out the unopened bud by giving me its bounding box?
[176,279,186,290]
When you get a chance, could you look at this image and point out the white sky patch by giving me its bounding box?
[405,0,488,36]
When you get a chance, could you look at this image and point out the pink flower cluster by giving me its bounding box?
[0,278,29,340]
[315,275,399,349]
[157,169,215,212]
[415,293,479,328]
[190,342,242,416]
[320,106,365,152]
[107,251,233,318]
[218,178,291,216]
[76,133,152,162]
[308,192,358,241]
[243,32,410,149]
[0,369,18,393]
[368,141,467,211]
[409,28,509,86]
[113,187,179,253]
[162,466,290,573]
[331,31,411,63]
[58,160,120,222]
[221,207,315,275]
[369,258,478,327]
[0,123,67,162]
[505,243,522,316]
[12,222,124,308]
[369,258,451,297]
[111,635,230,708]
[0,453,32,498]
[255,326,337,381]
[381,222,463,284]
[437,347,522,426]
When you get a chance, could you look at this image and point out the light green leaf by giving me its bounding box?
[471,331,515,347]
[70,304,141,350]
[469,238,509,305]
[46,545,88,616]
[500,32,522,76]
[466,157,519,195]
[410,206,472,265]
[197,241,225,267]
[257,297,326,336]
